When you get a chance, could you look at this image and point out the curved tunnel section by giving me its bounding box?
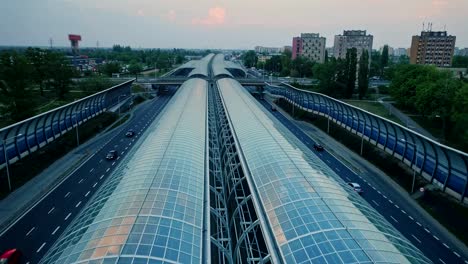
[40,79,208,264]
[217,78,430,264]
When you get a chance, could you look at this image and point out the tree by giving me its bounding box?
[324,50,329,63]
[345,48,357,98]
[25,48,48,96]
[0,51,36,121]
[452,56,468,68]
[381,45,389,76]
[265,55,282,73]
[45,52,74,100]
[242,50,258,68]
[100,62,121,77]
[128,61,143,79]
[358,50,370,99]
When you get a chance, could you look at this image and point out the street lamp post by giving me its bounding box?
[401,138,419,193]
[118,94,128,116]
[74,108,88,147]
[2,133,23,192]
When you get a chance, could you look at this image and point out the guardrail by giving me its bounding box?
[0,79,134,168]
[266,83,468,203]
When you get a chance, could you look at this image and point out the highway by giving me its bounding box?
[0,92,174,264]
[258,99,468,264]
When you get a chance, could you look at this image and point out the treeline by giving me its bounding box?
[0,48,76,122]
[81,46,201,77]
[388,64,468,151]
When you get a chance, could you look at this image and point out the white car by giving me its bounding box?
[348,182,363,194]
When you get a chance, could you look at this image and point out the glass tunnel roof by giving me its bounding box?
[217,78,431,264]
[40,78,208,264]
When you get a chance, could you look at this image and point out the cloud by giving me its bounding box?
[165,10,176,22]
[137,9,145,17]
[192,7,226,26]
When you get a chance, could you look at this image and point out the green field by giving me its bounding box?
[343,100,405,125]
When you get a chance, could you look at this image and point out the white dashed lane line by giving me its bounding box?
[439,258,446,264]
[99,159,103,163]
[411,234,421,243]
[89,168,94,173]
[48,207,55,214]
[371,200,379,207]
[85,191,90,197]
[453,252,460,258]
[64,192,71,198]
[51,226,60,235]
[75,201,82,207]
[106,168,110,172]
[433,235,440,241]
[100,175,104,180]
[78,179,84,184]
[345,177,351,181]
[64,213,72,221]
[93,182,97,188]
[112,162,116,166]
[390,216,398,223]
[36,242,46,253]
[401,210,407,214]
[416,222,422,226]
[26,227,35,236]
[424,228,430,233]
[443,243,450,249]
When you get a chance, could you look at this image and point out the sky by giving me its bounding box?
[1,0,467,50]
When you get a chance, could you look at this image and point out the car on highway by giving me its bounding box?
[348,182,363,194]
[0,248,22,264]
[106,150,118,160]
[125,129,135,137]
[313,143,324,151]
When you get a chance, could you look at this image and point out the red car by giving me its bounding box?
[0,249,22,264]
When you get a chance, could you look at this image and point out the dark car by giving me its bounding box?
[125,130,135,137]
[313,143,324,151]
[0,249,22,264]
[271,105,277,111]
[106,150,118,160]
[348,182,363,194]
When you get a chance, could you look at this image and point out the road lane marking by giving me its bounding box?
[326,160,331,164]
[395,204,399,209]
[78,179,84,184]
[76,201,82,207]
[424,228,430,233]
[48,207,55,214]
[64,192,71,198]
[443,243,449,249]
[125,146,128,150]
[371,200,379,207]
[51,226,60,235]
[100,175,104,180]
[106,168,110,172]
[85,191,90,197]
[383,195,387,199]
[416,222,422,226]
[93,182,97,188]
[121,151,125,155]
[99,159,103,163]
[112,162,116,166]
[388,199,393,204]
[411,234,421,243]
[439,258,446,264]
[117,156,120,160]
[453,252,460,258]
[128,143,131,146]
[390,216,398,223]
[345,177,351,181]
[401,210,407,214]
[377,190,382,194]
[335,168,340,172]
[26,227,35,236]
[89,168,94,173]
[433,235,439,241]
[65,213,72,221]
[408,216,414,220]
[37,242,46,253]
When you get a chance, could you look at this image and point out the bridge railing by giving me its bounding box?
[0,79,134,168]
[266,84,468,203]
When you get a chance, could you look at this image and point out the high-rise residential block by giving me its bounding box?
[410,31,456,67]
[291,33,326,63]
[333,30,373,61]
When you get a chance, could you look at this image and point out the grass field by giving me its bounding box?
[343,100,405,125]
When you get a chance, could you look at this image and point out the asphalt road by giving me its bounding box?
[0,92,174,264]
[258,99,468,264]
